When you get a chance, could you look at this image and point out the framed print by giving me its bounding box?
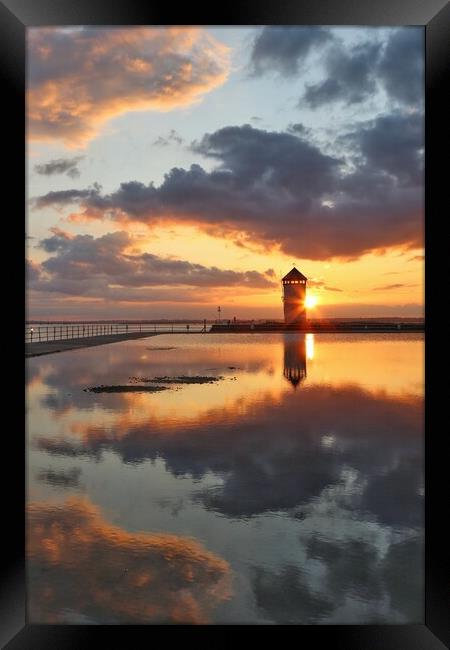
[2,0,449,646]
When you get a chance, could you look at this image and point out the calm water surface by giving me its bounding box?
[26,333,424,624]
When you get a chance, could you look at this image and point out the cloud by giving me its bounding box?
[377,28,424,106]
[344,112,424,188]
[298,28,423,109]
[302,42,381,108]
[28,498,231,623]
[34,156,84,178]
[286,122,312,137]
[34,122,423,260]
[33,185,102,210]
[26,258,42,282]
[27,27,229,146]
[249,27,333,77]
[153,129,184,147]
[308,279,342,293]
[373,283,416,291]
[29,229,277,302]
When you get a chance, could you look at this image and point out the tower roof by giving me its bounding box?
[282,267,307,281]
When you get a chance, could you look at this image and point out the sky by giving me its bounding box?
[26,26,424,320]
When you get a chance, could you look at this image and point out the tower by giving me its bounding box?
[282,267,307,325]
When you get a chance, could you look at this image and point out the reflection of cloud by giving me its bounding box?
[36,467,82,489]
[31,341,275,418]
[252,565,333,623]
[359,460,423,528]
[252,535,423,623]
[35,383,423,522]
[27,498,231,623]
[28,27,229,146]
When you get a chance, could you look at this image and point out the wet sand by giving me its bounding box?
[25,332,160,358]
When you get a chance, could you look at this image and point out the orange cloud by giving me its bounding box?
[27,497,231,623]
[27,27,230,147]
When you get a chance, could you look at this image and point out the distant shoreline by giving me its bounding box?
[209,320,424,333]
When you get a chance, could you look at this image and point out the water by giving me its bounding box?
[26,333,424,624]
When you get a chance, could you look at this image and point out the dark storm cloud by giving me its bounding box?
[34,122,423,260]
[298,28,423,109]
[302,42,381,108]
[34,156,84,178]
[249,27,333,77]
[377,28,424,106]
[191,125,340,196]
[344,112,424,188]
[29,230,276,301]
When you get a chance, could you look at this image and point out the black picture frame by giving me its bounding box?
[3,0,448,646]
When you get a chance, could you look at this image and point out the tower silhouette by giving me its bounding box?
[282,267,307,325]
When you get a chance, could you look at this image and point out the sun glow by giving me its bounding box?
[305,295,318,309]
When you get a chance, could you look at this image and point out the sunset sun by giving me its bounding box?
[305,295,318,309]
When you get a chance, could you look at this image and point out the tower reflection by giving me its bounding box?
[283,335,308,388]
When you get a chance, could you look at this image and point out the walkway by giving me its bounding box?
[25,331,160,358]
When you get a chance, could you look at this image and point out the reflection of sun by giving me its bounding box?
[305,333,314,360]
[305,294,318,309]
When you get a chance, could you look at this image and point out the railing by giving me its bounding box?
[25,322,209,343]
